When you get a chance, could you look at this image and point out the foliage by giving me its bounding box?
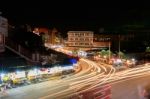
[99,50,112,57]
[118,51,126,59]
[146,47,150,52]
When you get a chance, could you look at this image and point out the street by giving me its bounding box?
[0,58,114,99]
[1,74,150,99]
[111,73,150,99]
[1,60,150,99]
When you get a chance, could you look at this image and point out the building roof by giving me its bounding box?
[68,31,94,33]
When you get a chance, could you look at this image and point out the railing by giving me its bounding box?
[5,37,40,65]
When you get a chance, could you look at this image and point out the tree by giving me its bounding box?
[118,51,126,59]
[146,47,150,52]
[100,50,106,56]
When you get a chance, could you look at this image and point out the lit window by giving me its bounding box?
[75,38,78,40]
[80,38,84,41]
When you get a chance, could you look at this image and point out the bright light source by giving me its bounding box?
[131,58,135,62]
[15,71,25,78]
[116,59,122,63]
[0,73,5,78]
[103,55,107,59]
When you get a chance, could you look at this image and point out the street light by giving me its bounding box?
[118,34,121,58]
[109,41,111,61]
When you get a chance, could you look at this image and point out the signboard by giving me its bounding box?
[15,71,25,78]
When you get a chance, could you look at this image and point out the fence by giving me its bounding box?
[5,37,39,64]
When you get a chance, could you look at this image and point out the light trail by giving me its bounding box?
[40,47,150,99]
[35,44,150,99]
[40,58,112,99]
[65,60,115,98]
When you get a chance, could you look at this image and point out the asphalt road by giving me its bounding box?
[0,58,114,99]
[1,61,150,99]
[0,79,66,99]
[1,74,150,99]
[111,72,150,99]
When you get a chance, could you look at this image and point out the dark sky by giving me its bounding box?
[1,1,150,32]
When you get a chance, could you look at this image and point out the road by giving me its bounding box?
[1,59,150,99]
[0,79,63,99]
[0,58,115,99]
[111,72,150,99]
[2,74,150,99]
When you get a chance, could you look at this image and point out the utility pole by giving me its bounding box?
[118,34,121,58]
[109,41,111,61]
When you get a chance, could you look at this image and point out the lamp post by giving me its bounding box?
[118,34,121,58]
[109,41,111,61]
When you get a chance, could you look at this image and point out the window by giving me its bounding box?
[71,33,74,36]
[80,43,84,45]
[80,34,84,36]
[85,33,89,36]
[85,38,89,41]
[80,38,84,41]
[85,43,89,45]
[70,38,74,41]
[75,38,78,40]
[75,43,78,45]
[75,33,79,36]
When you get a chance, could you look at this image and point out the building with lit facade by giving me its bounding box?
[93,34,111,48]
[33,27,59,45]
[66,31,94,47]
[0,15,8,52]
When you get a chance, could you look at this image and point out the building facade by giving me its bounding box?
[0,15,8,52]
[93,34,111,48]
[66,31,94,47]
[32,27,59,45]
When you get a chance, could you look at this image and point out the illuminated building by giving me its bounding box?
[51,28,58,45]
[33,28,40,36]
[93,34,111,48]
[66,31,94,47]
[32,27,58,45]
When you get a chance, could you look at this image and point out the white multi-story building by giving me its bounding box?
[0,15,8,52]
[66,31,94,47]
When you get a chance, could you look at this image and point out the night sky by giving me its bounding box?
[1,1,150,32]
